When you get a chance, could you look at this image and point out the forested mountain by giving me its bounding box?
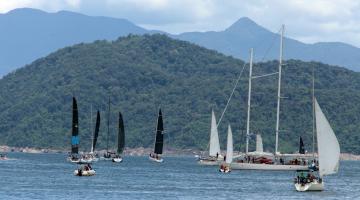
[0,34,359,153]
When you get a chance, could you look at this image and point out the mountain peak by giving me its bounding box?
[225,17,265,33]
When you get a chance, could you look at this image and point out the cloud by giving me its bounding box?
[0,0,360,46]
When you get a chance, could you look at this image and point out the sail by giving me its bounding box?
[71,97,79,154]
[209,110,221,157]
[117,112,125,154]
[225,125,233,164]
[299,136,305,154]
[154,109,164,154]
[315,98,340,177]
[256,134,263,152]
[92,111,100,152]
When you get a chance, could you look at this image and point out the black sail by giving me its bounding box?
[299,136,305,154]
[154,109,164,155]
[92,111,101,152]
[117,112,125,154]
[71,97,79,154]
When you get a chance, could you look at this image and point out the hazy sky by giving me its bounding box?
[1,0,359,47]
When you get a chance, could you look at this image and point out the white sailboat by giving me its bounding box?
[198,110,223,165]
[294,98,340,191]
[219,125,233,173]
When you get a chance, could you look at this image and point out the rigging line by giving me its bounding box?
[252,72,279,79]
[259,28,282,63]
[217,62,247,127]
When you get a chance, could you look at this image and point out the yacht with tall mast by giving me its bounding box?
[294,71,340,191]
[112,112,125,163]
[231,26,310,170]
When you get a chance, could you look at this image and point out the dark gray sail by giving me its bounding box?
[117,112,125,154]
[299,136,305,154]
[71,97,79,154]
[92,111,100,152]
[154,109,164,155]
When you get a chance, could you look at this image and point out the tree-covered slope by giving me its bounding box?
[0,34,359,154]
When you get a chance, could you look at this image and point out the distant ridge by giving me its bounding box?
[1,9,360,76]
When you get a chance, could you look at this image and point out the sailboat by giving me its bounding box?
[294,98,340,191]
[149,108,164,163]
[219,125,233,173]
[67,97,81,163]
[112,112,125,163]
[198,110,223,165]
[81,110,101,163]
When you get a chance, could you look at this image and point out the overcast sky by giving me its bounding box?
[1,0,360,47]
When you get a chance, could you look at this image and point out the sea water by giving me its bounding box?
[0,153,359,200]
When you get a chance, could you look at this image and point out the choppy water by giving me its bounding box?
[0,153,359,200]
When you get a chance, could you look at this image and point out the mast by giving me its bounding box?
[245,48,254,154]
[275,24,284,154]
[92,111,100,153]
[107,97,110,152]
[312,65,316,159]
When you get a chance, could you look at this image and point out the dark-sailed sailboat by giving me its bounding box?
[112,112,125,163]
[81,110,101,163]
[68,97,80,163]
[299,136,305,154]
[149,108,164,163]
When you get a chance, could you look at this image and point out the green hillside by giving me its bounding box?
[0,34,359,154]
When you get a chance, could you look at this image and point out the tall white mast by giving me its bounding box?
[246,48,254,154]
[275,25,284,154]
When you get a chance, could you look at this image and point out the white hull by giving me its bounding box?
[295,180,324,191]
[149,156,163,163]
[80,157,98,163]
[231,162,309,171]
[74,169,96,176]
[198,159,222,166]
[112,157,123,163]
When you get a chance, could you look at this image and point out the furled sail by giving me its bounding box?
[154,109,164,155]
[91,111,100,152]
[117,112,125,154]
[225,125,233,164]
[315,98,340,177]
[256,134,263,152]
[299,136,305,154]
[209,110,221,157]
[71,97,79,154]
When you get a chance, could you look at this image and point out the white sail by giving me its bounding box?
[225,125,233,164]
[256,134,263,152]
[209,110,221,157]
[315,98,340,177]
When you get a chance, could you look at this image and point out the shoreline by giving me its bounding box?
[1,145,360,160]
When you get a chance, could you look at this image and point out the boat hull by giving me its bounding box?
[112,157,123,163]
[231,162,309,171]
[74,169,96,176]
[295,180,324,191]
[149,156,163,163]
[198,159,222,166]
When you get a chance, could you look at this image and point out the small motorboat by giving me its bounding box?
[74,164,96,176]
[294,170,323,191]
[0,153,7,160]
[219,165,231,173]
[112,156,123,163]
